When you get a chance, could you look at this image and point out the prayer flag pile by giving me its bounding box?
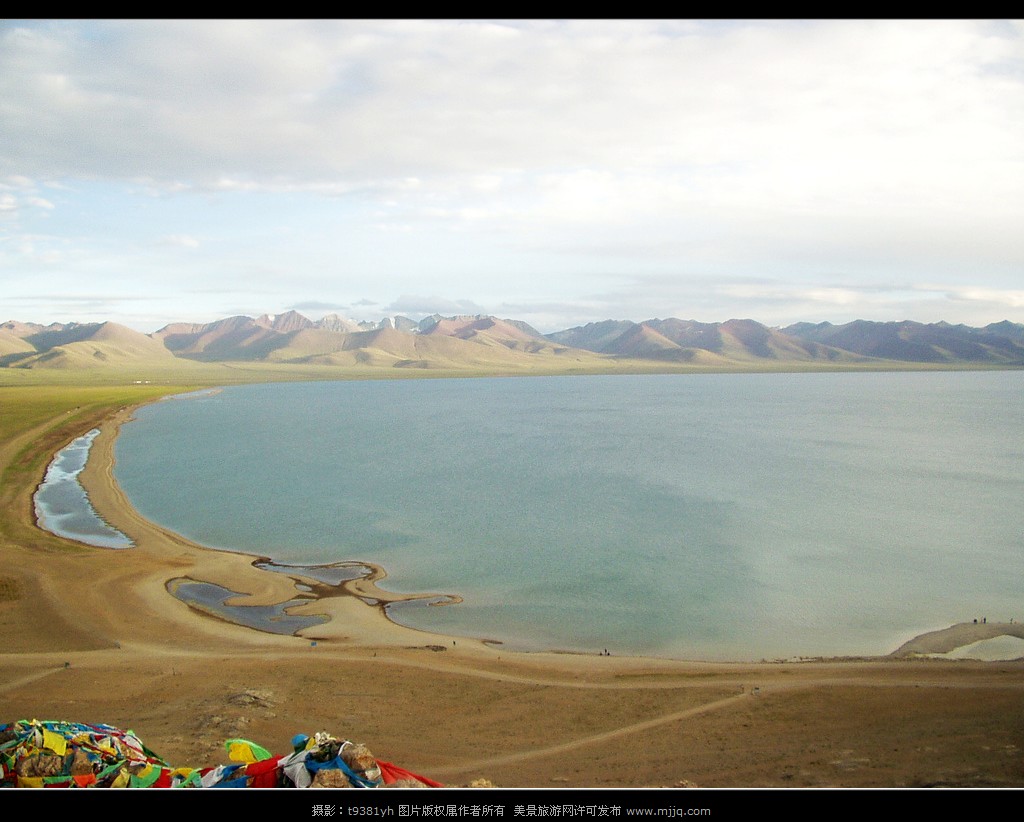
[0,719,442,788]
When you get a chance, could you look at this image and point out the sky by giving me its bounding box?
[2,19,1023,334]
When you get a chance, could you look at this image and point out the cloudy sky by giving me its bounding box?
[2,19,1023,333]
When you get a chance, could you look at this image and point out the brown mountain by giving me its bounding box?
[265,325,595,370]
[4,312,1023,373]
[783,320,1024,364]
[549,318,863,363]
[255,310,315,334]
[153,315,288,361]
[6,322,178,369]
[317,313,364,333]
[422,315,564,355]
[0,329,38,362]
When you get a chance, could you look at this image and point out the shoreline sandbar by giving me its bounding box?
[75,403,481,650]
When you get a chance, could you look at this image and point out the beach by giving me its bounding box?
[3,393,1024,788]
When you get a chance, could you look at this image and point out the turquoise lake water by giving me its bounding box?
[111,371,1024,661]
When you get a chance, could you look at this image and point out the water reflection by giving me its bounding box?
[166,578,328,635]
[34,430,132,549]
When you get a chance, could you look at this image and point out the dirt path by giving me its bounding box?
[430,691,756,776]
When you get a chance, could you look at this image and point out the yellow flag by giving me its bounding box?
[42,729,68,757]
[226,738,272,763]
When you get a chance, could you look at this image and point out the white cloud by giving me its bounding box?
[384,295,488,317]
[1,20,1022,330]
[924,285,1024,309]
[2,20,1019,193]
[720,284,874,307]
[160,234,200,248]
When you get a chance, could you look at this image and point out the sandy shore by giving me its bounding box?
[76,405,476,651]
[892,622,1024,657]
[3,395,1024,788]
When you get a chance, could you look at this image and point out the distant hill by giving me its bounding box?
[145,312,592,369]
[548,318,867,364]
[1,321,179,369]
[781,320,1024,364]
[3,313,1023,373]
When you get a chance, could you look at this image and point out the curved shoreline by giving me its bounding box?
[7,385,1024,788]
[70,397,1023,663]
[76,400,483,650]
[33,427,134,549]
[891,621,1024,658]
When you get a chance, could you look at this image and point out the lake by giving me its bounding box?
[111,371,1024,661]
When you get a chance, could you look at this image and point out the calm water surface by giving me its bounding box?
[35,429,133,549]
[113,372,1024,661]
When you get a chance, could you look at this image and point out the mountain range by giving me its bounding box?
[3,311,1024,373]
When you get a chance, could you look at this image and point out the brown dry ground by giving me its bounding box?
[2,389,1023,789]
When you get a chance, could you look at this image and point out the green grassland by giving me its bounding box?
[0,383,188,547]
